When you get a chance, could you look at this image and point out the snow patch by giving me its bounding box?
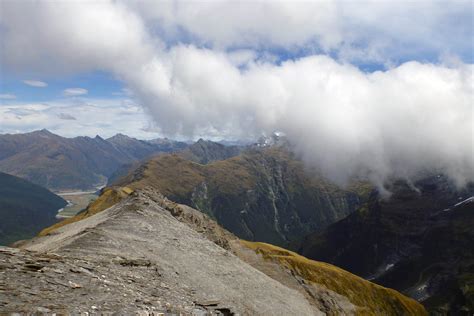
[384,263,394,271]
[454,196,474,208]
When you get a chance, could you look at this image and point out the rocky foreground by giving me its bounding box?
[1,189,425,315]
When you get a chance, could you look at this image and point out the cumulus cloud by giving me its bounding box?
[130,0,340,49]
[127,0,473,63]
[130,48,474,188]
[0,0,472,189]
[63,88,88,97]
[23,80,47,87]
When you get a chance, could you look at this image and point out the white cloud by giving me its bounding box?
[127,0,472,63]
[63,88,88,97]
[23,80,47,87]
[130,1,340,49]
[1,1,471,73]
[0,94,16,99]
[0,0,472,189]
[128,47,474,189]
[0,0,155,75]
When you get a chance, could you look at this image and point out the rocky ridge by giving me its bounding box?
[1,188,425,315]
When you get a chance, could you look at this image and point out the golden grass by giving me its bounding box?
[129,155,205,199]
[240,240,427,316]
[39,187,133,236]
[123,153,256,199]
[205,156,256,193]
[130,147,346,198]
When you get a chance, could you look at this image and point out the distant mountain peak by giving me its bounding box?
[31,129,58,138]
[37,128,54,134]
[107,133,138,142]
[193,138,218,147]
[192,138,225,148]
[113,133,129,137]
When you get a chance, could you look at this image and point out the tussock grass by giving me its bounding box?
[241,240,427,316]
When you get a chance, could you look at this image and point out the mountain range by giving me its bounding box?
[0,130,187,191]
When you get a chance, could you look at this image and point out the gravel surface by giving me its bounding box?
[1,189,323,315]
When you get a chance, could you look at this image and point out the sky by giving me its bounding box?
[0,0,473,188]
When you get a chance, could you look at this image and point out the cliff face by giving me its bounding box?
[297,175,474,314]
[1,188,425,315]
[117,147,369,246]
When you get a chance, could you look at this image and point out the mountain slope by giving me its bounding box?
[115,146,370,246]
[297,176,474,314]
[106,139,240,186]
[0,130,187,190]
[0,172,66,245]
[3,188,425,314]
[237,240,426,315]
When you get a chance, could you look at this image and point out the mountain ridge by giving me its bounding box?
[3,187,425,315]
[0,130,187,190]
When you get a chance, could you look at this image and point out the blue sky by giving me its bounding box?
[0,71,124,102]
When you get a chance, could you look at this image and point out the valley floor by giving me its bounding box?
[56,192,98,218]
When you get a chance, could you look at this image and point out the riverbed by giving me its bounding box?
[56,192,99,218]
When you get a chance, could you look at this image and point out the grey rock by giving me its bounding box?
[0,189,357,315]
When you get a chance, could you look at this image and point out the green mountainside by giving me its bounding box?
[106,138,242,186]
[115,145,370,246]
[0,172,66,245]
[297,176,474,314]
